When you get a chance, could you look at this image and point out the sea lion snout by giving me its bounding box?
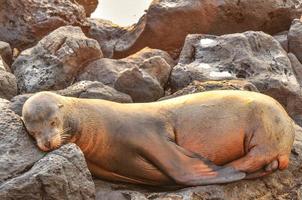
[35,128,62,151]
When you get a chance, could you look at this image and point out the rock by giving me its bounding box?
[288,53,302,86]
[0,41,12,69]
[10,81,132,116]
[0,99,44,184]
[170,32,302,119]
[127,48,175,67]
[0,0,88,50]
[114,67,164,102]
[87,19,128,58]
[114,0,302,58]
[274,31,289,52]
[58,81,133,103]
[0,144,95,200]
[139,56,173,88]
[12,26,102,93]
[289,19,302,63]
[78,48,175,102]
[0,70,18,100]
[76,0,98,17]
[93,124,302,199]
[10,94,33,116]
[161,80,258,100]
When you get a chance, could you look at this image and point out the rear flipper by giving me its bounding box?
[138,137,246,186]
[245,160,279,179]
[226,147,290,179]
[178,165,246,186]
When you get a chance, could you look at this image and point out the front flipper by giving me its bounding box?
[138,137,246,186]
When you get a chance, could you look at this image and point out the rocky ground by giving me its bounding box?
[0,0,302,199]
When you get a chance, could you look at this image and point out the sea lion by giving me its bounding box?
[22,90,295,186]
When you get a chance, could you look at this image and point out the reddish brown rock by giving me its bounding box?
[76,0,98,17]
[114,0,302,58]
[0,0,88,50]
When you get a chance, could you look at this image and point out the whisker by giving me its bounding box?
[59,127,73,145]
[59,127,72,135]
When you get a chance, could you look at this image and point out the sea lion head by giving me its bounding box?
[22,92,74,152]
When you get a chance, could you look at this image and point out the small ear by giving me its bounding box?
[58,104,64,108]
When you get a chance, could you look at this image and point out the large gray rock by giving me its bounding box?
[0,70,17,100]
[93,125,302,200]
[0,0,88,50]
[289,19,302,63]
[0,144,95,200]
[0,99,43,184]
[12,26,102,93]
[170,32,302,119]
[114,0,302,58]
[10,81,132,116]
[78,48,175,102]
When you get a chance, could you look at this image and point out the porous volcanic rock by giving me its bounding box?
[78,48,175,102]
[12,26,102,93]
[170,32,302,119]
[0,144,95,200]
[161,80,258,100]
[0,99,43,184]
[10,81,132,116]
[94,124,302,199]
[76,0,98,17]
[0,0,88,50]
[289,19,302,63]
[87,18,128,58]
[114,0,302,58]
[0,70,17,100]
